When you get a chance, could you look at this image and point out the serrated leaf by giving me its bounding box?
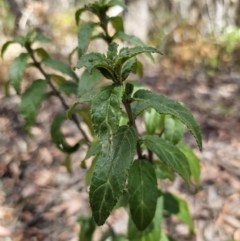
[78,68,103,97]
[34,48,50,60]
[75,52,111,75]
[177,143,201,187]
[134,89,202,151]
[163,115,186,144]
[42,58,78,82]
[128,159,159,231]
[163,192,194,234]
[51,113,80,153]
[142,135,191,184]
[110,16,124,32]
[90,125,137,225]
[78,22,98,58]
[20,79,47,129]
[9,53,29,94]
[1,41,14,58]
[144,108,162,135]
[128,196,163,241]
[154,161,174,181]
[91,84,123,143]
[122,57,137,81]
[107,42,118,62]
[115,46,161,68]
[59,81,78,95]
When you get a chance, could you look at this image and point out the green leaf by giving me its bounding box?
[1,41,14,58]
[51,113,80,153]
[78,216,96,241]
[90,125,137,225]
[144,108,162,135]
[20,79,47,129]
[75,7,87,26]
[59,81,78,95]
[109,16,124,32]
[91,84,123,143]
[78,68,103,97]
[75,52,111,75]
[14,36,26,46]
[132,60,144,78]
[177,143,201,187]
[131,102,149,118]
[134,89,202,151]
[128,159,159,231]
[64,154,72,173]
[115,46,161,68]
[154,161,175,181]
[142,135,191,184]
[128,196,163,241]
[9,53,29,94]
[107,42,118,62]
[163,115,186,144]
[78,109,95,136]
[83,140,101,161]
[42,58,78,82]
[107,0,127,10]
[163,192,194,234]
[78,22,98,58]
[34,48,50,60]
[33,33,51,43]
[86,155,98,186]
[122,57,137,81]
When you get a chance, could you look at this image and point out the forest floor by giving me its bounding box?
[0,50,240,241]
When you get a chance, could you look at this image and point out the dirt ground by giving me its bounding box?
[0,50,240,241]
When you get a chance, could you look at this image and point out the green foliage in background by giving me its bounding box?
[1,0,202,240]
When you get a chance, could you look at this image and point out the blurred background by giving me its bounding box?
[0,0,240,241]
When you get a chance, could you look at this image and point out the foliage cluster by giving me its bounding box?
[1,1,203,240]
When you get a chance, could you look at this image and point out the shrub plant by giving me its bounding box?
[1,0,202,240]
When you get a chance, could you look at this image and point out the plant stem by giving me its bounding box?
[123,99,143,159]
[25,45,90,143]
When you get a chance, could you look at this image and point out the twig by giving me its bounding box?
[25,45,90,143]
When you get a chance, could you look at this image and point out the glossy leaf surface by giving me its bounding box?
[20,79,47,129]
[134,89,202,150]
[90,125,137,225]
[128,159,159,231]
[143,135,191,184]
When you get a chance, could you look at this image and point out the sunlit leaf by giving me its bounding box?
[177,143,201,187]
[128,159,159,231]
[163,115,186,144]
[20,79,47,129]
[90,125,137,225]
[144,108,162,135]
